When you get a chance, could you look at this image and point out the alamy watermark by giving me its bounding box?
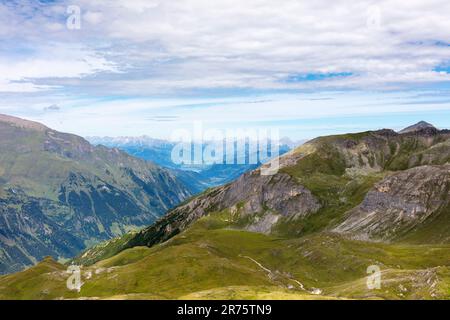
[366,5,382,31]
[66,265,82,292]
[66,5,81,30]
[366,265,382,290]
[170,122,280,176]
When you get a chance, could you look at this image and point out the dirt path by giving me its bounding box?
[239,254,311,292]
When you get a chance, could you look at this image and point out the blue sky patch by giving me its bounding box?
[284,72,353,83]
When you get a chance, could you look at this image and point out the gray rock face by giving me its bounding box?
[128,170,321,248]
[221,171,321,218]
[300,126,450,174]
[334,165,450,241]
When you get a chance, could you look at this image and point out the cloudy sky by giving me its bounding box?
[1,0,450,139]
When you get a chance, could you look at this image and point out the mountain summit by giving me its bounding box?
[399,121,436,134]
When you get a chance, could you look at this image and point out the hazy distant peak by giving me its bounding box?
[86,136,172,147]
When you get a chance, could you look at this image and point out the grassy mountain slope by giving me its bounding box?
[1,214,449,300]
[0,114,192,274]
[73,125,450,267]
[1,122,449,300]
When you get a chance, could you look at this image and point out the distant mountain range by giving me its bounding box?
[87,136,302,191]
[0,114,193,274]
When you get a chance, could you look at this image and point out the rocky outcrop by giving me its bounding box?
[334,165,450,242]
[127,170,321,248]
[310,126,450,173]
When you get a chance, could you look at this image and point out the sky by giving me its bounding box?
[1,0,450,140]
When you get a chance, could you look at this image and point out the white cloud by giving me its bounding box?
[4,90,449,139]
[0,43,117,92]
[0,80,52,93]
[2,0,450,138]
[1,0,450,93]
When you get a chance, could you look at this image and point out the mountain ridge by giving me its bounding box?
[0,114,193,274]
[73,123,450,266]
[0,114,49,132]
[1,121,449,300]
